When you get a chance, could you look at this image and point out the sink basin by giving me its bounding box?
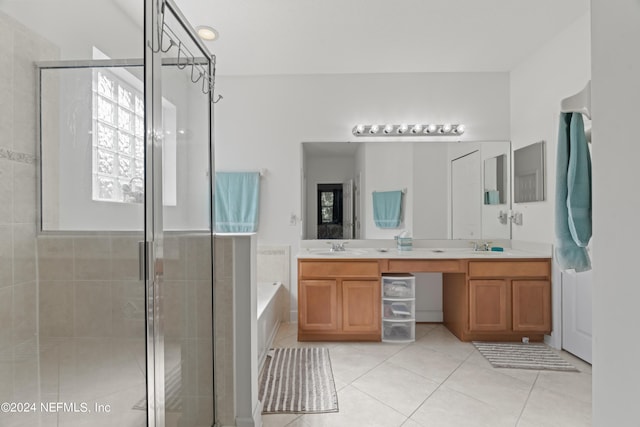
[465,250,509,256]
[307,249,368,256]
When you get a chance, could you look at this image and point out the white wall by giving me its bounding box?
[591,1,640,424]
[510,13,591,244]
[215,72,510,319]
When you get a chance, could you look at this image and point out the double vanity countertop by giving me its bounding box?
[297,246,552,260]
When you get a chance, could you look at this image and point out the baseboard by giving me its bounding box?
[416,310,443,323]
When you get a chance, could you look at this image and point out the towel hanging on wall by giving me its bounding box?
[372,190,403,229]
[215,172,260,233]
[555,112,592,272]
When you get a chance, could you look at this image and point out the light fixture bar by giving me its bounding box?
[352,124,465,137]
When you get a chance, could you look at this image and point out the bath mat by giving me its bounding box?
[473,342,579,372]
[259,347,339,414]
[133,363,182,412]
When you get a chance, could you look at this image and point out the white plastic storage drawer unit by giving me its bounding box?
[382,274,416,343]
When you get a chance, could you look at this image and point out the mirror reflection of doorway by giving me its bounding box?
[317,184,343,239]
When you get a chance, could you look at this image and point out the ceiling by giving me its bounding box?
[0,0,589,76]
[175,0,589,76]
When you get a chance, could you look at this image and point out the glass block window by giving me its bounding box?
[92,70,145,203]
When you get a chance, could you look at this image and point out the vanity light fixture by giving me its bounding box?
[352,123,465,137]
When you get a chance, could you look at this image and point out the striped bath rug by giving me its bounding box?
[133,363,182,412]
[259,347,339,414]
[473,342,579,372]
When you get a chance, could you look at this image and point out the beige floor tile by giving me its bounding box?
[414,326,475,360]
[411,387,519,427]
[261,413,303,427]
[518,385,591,427]
[388,344,463,383]
[327,344,388,385]
[400,418,425,427]
[414,323,438,339]
[298,385,407,427]
[347,341,408,358]
[352,361,439,416]
[535,370,592,403]
[442,362,532,416]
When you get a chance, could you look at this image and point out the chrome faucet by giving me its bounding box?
[327,241,348,252]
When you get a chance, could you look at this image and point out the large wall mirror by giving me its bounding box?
[302,140,511,241]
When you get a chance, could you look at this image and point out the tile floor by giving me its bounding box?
[262,323,592,427]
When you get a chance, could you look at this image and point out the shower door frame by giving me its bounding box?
[34,1,215,425]
[145,0,217,426]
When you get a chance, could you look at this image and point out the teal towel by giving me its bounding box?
[485,190,500,205]
[215,172,260,233]
[555,113,591,271]
[373,190,403,229]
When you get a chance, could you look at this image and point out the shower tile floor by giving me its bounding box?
[262,323,592,427]
[1,337,195,427]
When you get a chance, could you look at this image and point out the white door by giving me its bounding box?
[343,179,354,239]
[451,151,482,239]
[562,269,593,363]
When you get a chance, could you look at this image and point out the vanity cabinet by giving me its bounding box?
[298,260,381,341]
[299,256,551,343]
[469,279,508,331]
[449,260,551,341]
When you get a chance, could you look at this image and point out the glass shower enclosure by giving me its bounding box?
[0,0,217,426]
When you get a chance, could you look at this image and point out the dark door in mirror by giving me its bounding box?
[317,184,343,239]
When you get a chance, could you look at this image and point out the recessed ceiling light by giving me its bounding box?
[196,25,219,41]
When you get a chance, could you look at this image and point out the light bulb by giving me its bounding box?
[398,124,408,134]
[354,124,365,134]
[370,125,380,134]
[383,124,394,134]
[411,124,423,134]
[196,26,219,41]
[455,124,465,134]
[425,124,437,134]
[442,124,452,133]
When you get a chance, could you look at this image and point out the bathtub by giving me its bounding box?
[257,281,283,369]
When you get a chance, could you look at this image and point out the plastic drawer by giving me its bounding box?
[382,320,415,343]
[382,299,415,320]
[382,275,415,299]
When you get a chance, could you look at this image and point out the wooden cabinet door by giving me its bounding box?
[512,280,551,332]
[342,280,381,333]
[469,280,508,331]
[299,280,338,331]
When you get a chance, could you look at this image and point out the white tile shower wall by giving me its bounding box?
[257,245,291,321]
[214,236,234,426]
[0,11,58,408]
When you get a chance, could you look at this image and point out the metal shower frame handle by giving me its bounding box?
[154,0,222,103]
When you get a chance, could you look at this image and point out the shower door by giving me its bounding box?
[145,1,216,427]
[29,1,215,426]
